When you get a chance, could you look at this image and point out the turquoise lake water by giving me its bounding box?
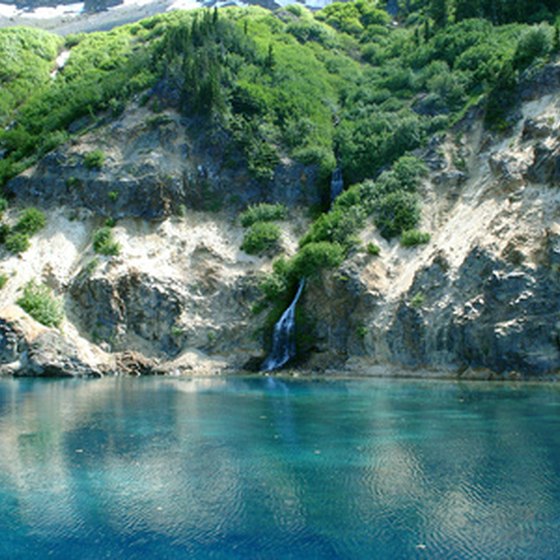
[1,376,559,559]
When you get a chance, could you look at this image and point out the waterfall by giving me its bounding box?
[262,280,305,372]
[330,167,343,204]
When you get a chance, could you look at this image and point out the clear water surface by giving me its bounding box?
[1,376,559,559]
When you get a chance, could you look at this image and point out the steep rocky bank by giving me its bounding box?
[3,64,560,380]
[303,76,560,381]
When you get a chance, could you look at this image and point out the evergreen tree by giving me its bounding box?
[455,0,481,21]
[264,44,276,71]
[430,0,447,27]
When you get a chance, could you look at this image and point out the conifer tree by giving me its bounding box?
[430,0,447,27]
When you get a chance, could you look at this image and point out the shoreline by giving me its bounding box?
[3,365,560,383]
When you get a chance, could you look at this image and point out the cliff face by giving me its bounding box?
[302,72,560,380]
[0,102,313,377]
[9,105,321,218]
[2,68,560,379]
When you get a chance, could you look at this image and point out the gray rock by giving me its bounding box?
[489,151,527,187]
[520,63,560,101]
[522,117,555,141]
[0,318,21,365]
[8,107,322,219]
[17,331,103,378]
[305,247,560,378]
[70,268,183,356]
[525,142,560,184]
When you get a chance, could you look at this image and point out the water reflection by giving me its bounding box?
[0,377,559,559]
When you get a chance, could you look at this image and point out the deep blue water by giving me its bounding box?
[1,376,560,559]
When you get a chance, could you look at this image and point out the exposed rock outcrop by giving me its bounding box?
[8,106,322,219]
[0,306,107,377]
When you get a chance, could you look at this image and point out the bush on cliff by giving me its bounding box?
[84,149,106,170]
[17,281,64,328]
[400,229,431,247]
[240,203,287,227]
[5,232,30,254]
[14,208,46,236]
[92,227,120,256]
[241,222,281,255]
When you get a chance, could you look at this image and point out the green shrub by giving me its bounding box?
[373,191,420,239]
[300,206,364,248]
[0,198,7,213]
[84,149,106,170]
[83,257,99,277]
[241,222,281,255]
[5,232,30,254]
[485,60,517,129]
[401,229,431,247]
[14,207,46,235]
[0,273,7,289]
[66,176,82,189]
[513,25,553,70]
[0,223,10,244]
[356,324,368,339]
[290,241,344,278]
[92,226,120,256]
[366,242,380,256]
[260,271,289,301]
[391,156,429,191]
[240,203,287,227]
[410,292,425,309]
[17,281,63,327]
[292,145,336,179]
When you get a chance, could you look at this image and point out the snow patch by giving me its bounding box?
[0,2,84,19]
[165,0,201,11]
[50,49,71,78]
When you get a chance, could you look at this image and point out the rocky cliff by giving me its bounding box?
[302,72,560,380]
[2,65,560,380]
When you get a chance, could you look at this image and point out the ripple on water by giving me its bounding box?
[1,377,560,559]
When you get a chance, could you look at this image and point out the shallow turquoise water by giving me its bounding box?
[1,376,560,559]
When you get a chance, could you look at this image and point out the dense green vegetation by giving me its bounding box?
[240,203,287,227]
[0,27,63,126]
[0,2,556,190]
[396,0,560,26]
[241,222,282,255]
[17,281,64,327]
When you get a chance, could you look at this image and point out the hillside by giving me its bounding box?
[1,1,560,379]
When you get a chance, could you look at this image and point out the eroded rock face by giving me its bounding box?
[0,307,106,378]
[70,268,183,356]
[8,107,321,219]
[303,246,560,378]
[0,317,21,365]
[69,263,263,364]
[526,142,560,184]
